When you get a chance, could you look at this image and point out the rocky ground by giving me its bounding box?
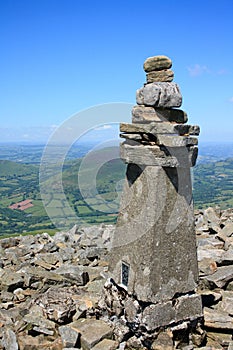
[0,207,233,349]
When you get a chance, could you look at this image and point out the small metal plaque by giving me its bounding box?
[121,262,130,287]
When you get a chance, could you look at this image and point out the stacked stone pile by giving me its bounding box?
[120,55,199,167]
[0,209,233,349]
[108,55,203,348]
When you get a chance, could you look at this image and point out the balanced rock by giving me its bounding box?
[146,69,174,83]
[136,82,182,107]
[132,105,188,123]
[143,55,172,72]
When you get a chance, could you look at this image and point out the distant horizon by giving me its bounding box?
[0,0,232,145]
[1,135,233,146]
[0,124,232,145]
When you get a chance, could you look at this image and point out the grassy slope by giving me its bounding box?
[0,160,37,177]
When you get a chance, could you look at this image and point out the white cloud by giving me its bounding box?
[217,69,228,75]
[187,64,210,77]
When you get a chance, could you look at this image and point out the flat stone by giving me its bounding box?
[205,265,233,288]
[204,307,233,329]
[21,266,75,287]
[23,314,56,333]
[58,324,80,348]
[34,252,62,270]
[146,69,174,83]
[120,143,178,167]
[156,135,198,147]
[142,294,202,331]
[69,318,113,350]
[1,271,25,291]
[55,265,89,285]
[126,336,145,349]
[120,143,198,167]
[1,329,18,350]
[197,248,223,263]
[142,301,175,330]
[17,334,63,350]
[131,106,188,124]
[220,249,233,265]
[217,291,233,316]
[198,258,218,276]
[175,293,203,321]
[197,236,224,249]
[208,331,233,347]
[143,55,172,72]
[206,339,224,349]
[203,207,220,225]
[120,133,197,147]
[120,122,200,136]
[136,82,182,108]
[91,338,118,350]
[219,222,233,238]
[34,286,77,323]
[151,330,173,350]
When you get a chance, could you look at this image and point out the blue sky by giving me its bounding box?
[0,0,232,143]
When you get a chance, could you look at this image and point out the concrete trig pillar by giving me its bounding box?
[108,55,203,333]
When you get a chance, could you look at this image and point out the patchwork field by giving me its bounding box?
[0,149,233,236]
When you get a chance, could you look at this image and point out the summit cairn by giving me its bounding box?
[104,55,204,347]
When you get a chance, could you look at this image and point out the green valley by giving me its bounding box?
[0,151,233,236]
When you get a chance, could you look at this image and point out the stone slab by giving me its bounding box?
[120,143,198,167]
[91,339,118,350]
[142,301,175,330]
[1,329,18,350]
[205,265,233,288]
[69,318,113,350]
[58,325,80,348]
[217,291,233,316]
[136,82,182,108]
[142,294,202,331]
[120,133,198,147]
[120,143,178,167]
[143,55,172,72]
[132,106,188,124]
[108,165,199,303]
[204,307,233,330]
[146,69,174,83]
[120,122,200,136]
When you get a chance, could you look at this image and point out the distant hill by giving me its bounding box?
[193,157,233,209]
[0,160,37,177]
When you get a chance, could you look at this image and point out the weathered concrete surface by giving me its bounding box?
[108,164,199,304]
